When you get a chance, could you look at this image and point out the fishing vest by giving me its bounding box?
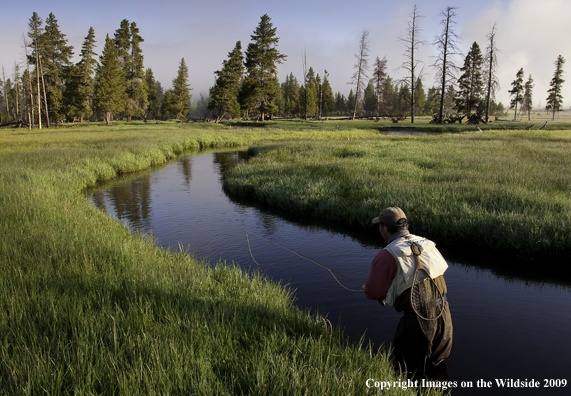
[383,233,448,306]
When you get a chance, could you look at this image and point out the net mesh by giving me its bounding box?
[411,272,444,350]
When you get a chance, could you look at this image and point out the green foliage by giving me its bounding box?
[241,14,286,120]
[424,86,440,116]
[346,89,355,115]
[64,27,97,122]
[508,67,524,120]
[281,72,301,117]
[40,13,74,124]
[113,20,148,121]
[456,42,484,121]
[372,56,388,117]
[224,131,571,261]
[0,123,428,395]
[396,84,411,116]
[300,67,318,118]
[521,75,534,121]
[209,41,244,122]
[162,58,192,120]
[321,72,335,116]
[144,68,161,120]
[414,77,426,116]
[363,80,376,115]
[334,92,346,115]
[546,55,565,120]
[93,35,127,124]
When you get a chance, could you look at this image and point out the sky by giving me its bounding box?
[1,0,569,108]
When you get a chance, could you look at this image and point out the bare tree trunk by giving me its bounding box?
[318,81,322,120]
[34,48,42,129]
[436,7,459,124]
[484,25,499,124]
[2,66,8,114]
[14,66,20,121]
[399,5,425,124]
[39,57,50,128]
[303,50,308,120]
[352,31,370,121]
[22,34,36,128]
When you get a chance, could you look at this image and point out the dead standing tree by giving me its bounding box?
[350,30,370,120]
[399,4,426,124]
[484,24,500,123]
[432,6,461,124]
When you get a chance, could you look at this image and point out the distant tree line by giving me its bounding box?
[0,10,566,126]
[0,12,192,127]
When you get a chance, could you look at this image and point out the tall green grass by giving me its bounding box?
[223,130,571,264]
[1,123,432,395]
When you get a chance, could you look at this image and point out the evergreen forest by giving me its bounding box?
[0,11,566,127]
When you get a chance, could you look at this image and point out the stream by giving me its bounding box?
[86,150,571,395]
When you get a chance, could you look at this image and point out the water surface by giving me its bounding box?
[87,151,571,395]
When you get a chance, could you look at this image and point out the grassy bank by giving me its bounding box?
[0,123,428,395]
[222,130,571,269]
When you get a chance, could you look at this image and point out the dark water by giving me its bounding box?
[87,151,571,395]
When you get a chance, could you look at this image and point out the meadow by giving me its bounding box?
[222,125,571,271]
[0,122,435,395]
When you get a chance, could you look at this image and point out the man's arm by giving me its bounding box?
[364,249,397,301]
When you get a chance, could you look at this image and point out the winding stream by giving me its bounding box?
[87,150,571,395]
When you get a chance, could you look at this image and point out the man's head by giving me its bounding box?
[372,207,408,241]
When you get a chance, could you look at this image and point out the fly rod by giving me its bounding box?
[246,231,364,292]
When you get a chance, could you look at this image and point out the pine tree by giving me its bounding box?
[372,56,388,117]
[41,13,74,126]
[281,72,301,117]
[382,76,396,117]
[126,22,147,121]
[414,77,426,116]
[363,80,376,115]
[163,58,191,120]
[144,68,160,120]
[443,85,456,119]
[508,68,524,120]
[397,83,411,116]
[347,89,356,116]
[242,14,286,121]
[209,41,244,123]
[546,55,565,120]
[521,75,534,121]
[300,67,318,118]
[334,92,346,115]
[424,86,441,116]
[456,42,484,122]
[114,20,147,121]
[93,34,127,125]
[64,27,97,122]
[321,71,334,116]
[27,12,45,128]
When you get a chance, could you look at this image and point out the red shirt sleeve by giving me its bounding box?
[364,249,398,301]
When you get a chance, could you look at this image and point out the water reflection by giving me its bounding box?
[90,175,153,232]
[213,150,251,174]
[87,151,571,396]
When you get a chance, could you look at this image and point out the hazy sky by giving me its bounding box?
[1,0,569,108]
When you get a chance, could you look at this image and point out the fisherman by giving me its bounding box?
[364,207,452,380]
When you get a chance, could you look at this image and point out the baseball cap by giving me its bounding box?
[372,207,407,226]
